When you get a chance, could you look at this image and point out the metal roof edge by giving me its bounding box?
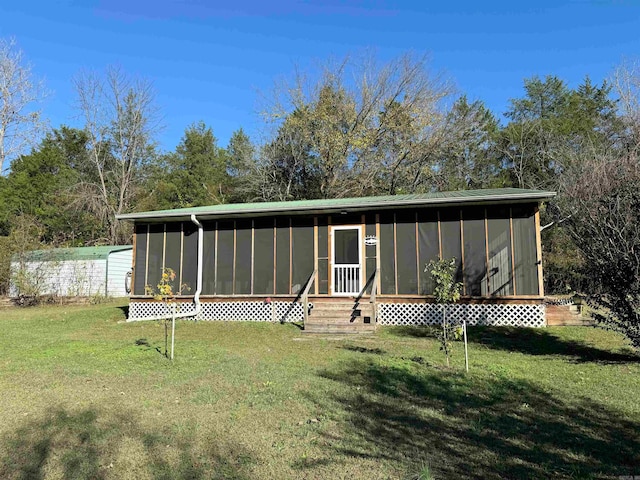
[11,245,133,263]
[116,190,557,221]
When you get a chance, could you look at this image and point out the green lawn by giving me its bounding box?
[0,301,638,480]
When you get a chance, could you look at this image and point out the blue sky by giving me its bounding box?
[1,0,639,152]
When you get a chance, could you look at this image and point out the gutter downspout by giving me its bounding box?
[130,214,203,322]
[190,213,203,319]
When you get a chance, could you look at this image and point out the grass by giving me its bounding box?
[0,300,638,479]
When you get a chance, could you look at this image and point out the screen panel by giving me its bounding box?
[291,217,314,294]
[512,205,540,295]
[164,223,182,291]
[440,208,463,285]
[146,224,164,294]
[202,222,216,295]
[334,229,359,264]
[182,222,198,295]
[487,208,513,296]
[216,221,234,295]
[275,217,290,294]
[318,218,328,259]
[235,220,252,294]
[253,218,274,295]
[317,217,329,294]
[365,214,377,294]
[133,224,148,295]
[418,209,439,295]
[318,258,329,294]
[463,207,488,296]
[379,212,396,294]
[395,210,418,294]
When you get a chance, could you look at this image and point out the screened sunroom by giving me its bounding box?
[117,188,555,328]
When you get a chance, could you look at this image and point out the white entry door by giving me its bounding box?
[331,226,362,295]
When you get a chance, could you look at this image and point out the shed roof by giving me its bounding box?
[116,188,556,222]
[13,245,132,263]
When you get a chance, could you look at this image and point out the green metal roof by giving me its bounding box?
[13,245,132,263]
[116,188,556,222]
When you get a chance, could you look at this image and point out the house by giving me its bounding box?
[116,188,555,331]
[10,246,133,298]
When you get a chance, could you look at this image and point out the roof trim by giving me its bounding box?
[12,245,133,262]
[116,188,556,222]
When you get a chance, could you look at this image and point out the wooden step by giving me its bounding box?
[311,302,368,310]
[304,300,376,333]
[309,308,373,318]
[303,323,376,334]
[306,318,369,325]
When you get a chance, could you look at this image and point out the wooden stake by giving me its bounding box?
[463,320,469,373]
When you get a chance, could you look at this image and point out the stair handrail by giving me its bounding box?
[353,268,380,321]
[369,268,380,322]
[301,269,317,324]
[369,268,380,303]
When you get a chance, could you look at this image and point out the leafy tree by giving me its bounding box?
[501,75,621,190]
[0,214,44,296]
[427,258,463,367]
[502,75,624,294]
[0,127,102,244]
[151,121,230,208]
[499,76,571,189]
[145,267,189,360]
[432,96,505,191]
[226,128,257,202]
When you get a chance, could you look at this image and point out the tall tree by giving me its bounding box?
[500,75,620,189]
[431,96,504,191]
[226,128,257,202]
[258,52,452,200]
[148,122,230,208]
[0,127,101,244]
[73,66,160,244]
[501,75,625,294]
[500,76,571,189]
[0,37,47,173]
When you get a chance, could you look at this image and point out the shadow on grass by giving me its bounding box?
[0,408,254,480]
[466,327,639,364]
[116,305,129,318]
[384,325,438,338]
[310,358,640,480]
[387,325,639,364]
[342,345,386,355]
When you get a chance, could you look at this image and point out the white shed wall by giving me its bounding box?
[107,249,132,297]
[10,259,106,297]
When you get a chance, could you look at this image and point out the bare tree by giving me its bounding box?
[0,37,48,173]
[613,59,640,149]
[255,52,453,200]
[73,66,161,244]
[561,145,640,347]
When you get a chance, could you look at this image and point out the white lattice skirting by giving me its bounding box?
[378,303,546,327]
[128,301,306,323]
[129,300,545,327]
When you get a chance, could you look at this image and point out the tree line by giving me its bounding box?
[1,40,639,346]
